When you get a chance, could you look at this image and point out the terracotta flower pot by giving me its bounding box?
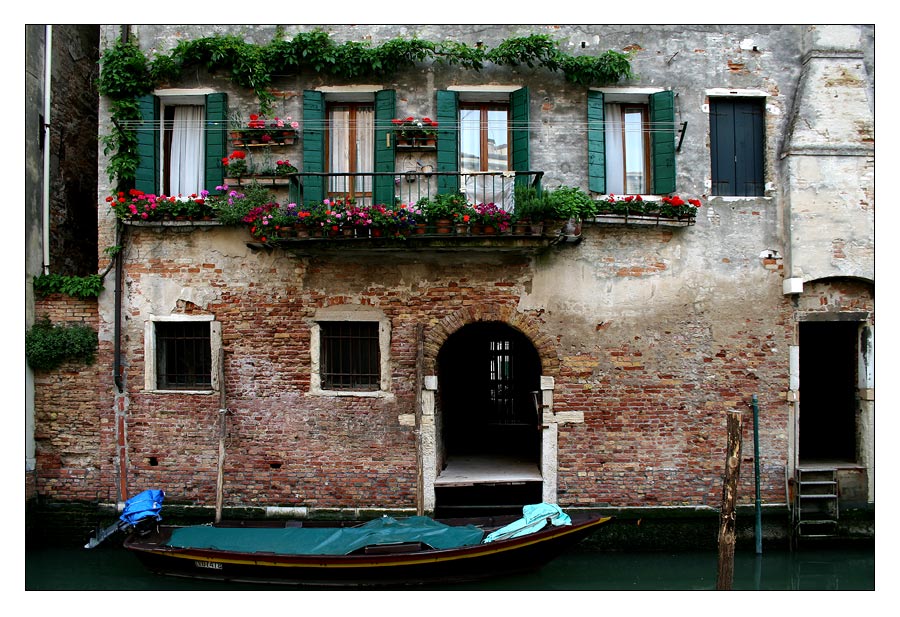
[434,218,453,234]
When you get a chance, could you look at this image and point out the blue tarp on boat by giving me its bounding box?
[119,489,165,526]
[166,515,485,556]
[482,503,571,543]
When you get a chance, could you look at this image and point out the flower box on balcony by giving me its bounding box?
[224,175,292,187]
[591,212,696,227]
[230,131,297,147]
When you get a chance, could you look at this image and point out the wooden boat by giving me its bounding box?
[123,510,612,587]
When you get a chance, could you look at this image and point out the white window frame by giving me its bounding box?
[153,88,213,196]
[309,308,392,398]
[144,314,221,394]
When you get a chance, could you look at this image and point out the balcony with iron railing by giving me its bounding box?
[232,169,560,254]
[122,169,698,254]
[283,169,544,212]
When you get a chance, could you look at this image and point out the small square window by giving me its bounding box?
[319,321,381,391]
[155,321,212,390]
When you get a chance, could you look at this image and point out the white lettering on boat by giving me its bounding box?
[194,561,223,570]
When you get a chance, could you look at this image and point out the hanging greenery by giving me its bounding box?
[33,273,104,299]
[25,317,99,372]
[98,29,633,187]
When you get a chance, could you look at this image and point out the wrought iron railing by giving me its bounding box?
[288,170,544,211]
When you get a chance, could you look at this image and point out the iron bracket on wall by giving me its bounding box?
[677,121,688,152]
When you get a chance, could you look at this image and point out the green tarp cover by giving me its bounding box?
[166,516,485,556]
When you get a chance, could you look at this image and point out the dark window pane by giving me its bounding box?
[320,322,380,390]
[156,322,212,389]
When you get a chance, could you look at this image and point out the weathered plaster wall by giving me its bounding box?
[781,25,874,284]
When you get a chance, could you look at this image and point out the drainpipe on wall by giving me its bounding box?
[113,230,124,393]
[41,24,52,275]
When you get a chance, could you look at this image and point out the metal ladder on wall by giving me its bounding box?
[794,467,839,542]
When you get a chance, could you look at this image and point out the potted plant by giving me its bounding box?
[473,202,511,235]
[222,150,248,179]
[513,185,551,235]
[547,185,592,236]
[391,116,439,147]
[207,182,277,226]
[242,202,278,242]
[424,193,469,233]
[269,116,299,144]
[270,202,300,238]
[273,159,298,184]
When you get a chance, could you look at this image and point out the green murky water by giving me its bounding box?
[25,543,874,591]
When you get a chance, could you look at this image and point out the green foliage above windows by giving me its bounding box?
[98,29,632,188]
[25,317,99,372]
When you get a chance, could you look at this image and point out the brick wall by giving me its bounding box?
[58,223,796,511]
[31,294,107,502]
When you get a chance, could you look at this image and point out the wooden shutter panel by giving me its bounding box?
[650,90,676,195]
[135,94,159,193]
[709,98,735,195]
[510,87,530,187]
[373,89,396,206]
[587,90,606,194]
[733,99,764,196]
[303,90,326,204]
[204,93,227,192]
[436,90,459,194]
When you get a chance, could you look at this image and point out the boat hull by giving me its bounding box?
[124,514,611,587]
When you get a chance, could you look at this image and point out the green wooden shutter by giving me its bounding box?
[303,90,326,204]
[205,93,227,192]
[587,90,606,194]
[436,90,459,194]
[650,90,676,195]
[373,90,396,205]
[135,94,159,194]
[510,87,530,188]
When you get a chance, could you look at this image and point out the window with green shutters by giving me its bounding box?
[302,89,396,206]
[436,87,530,195]
[134,93,227,196]
[587,90,676,196]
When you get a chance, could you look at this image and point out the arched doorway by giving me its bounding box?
[434,321,543,515]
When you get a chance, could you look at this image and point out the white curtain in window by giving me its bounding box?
[329,108,350,194]
[604,103,625,195]
[169,105,204,195]
[355,108,373,195]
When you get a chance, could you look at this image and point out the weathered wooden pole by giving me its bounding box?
[215,346,228,524]
[717,410,744,590]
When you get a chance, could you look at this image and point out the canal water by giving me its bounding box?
[25,543,874,592]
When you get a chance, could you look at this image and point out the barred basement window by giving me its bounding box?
[320,321,380,391]
[155,321,212,390]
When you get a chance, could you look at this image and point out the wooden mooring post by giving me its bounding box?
[717,410,744,590]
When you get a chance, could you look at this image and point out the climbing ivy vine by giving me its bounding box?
[98,29,633,188]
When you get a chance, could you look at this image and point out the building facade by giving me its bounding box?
[30,25,874,525]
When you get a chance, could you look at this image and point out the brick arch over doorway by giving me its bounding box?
[421,305,559,375]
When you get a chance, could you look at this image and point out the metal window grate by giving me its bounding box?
[156,321,212,390]
[489,338,518,424]
[320,322,380,391]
